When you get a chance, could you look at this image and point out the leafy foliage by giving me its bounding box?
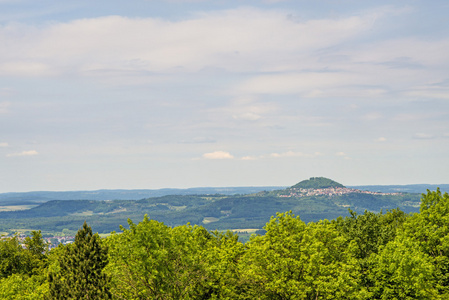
[0,274,48,300]
[369,237,438,299]
[402,189,449,295]
[0,231,47,278]
[105,215,244,299]
[241,212,363,299]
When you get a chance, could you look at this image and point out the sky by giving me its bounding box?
[1,0,449,192]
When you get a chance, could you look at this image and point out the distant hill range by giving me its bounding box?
[1,177,446,236]
[0,186,284,205]
[1,179,447,204]
[348,184,449,194]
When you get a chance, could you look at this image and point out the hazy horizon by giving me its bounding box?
[2,181,449,195]
[1,1,448,193]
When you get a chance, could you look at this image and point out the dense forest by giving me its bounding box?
[1,189,448,299]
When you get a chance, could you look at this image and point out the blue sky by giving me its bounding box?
[1,0,449,192]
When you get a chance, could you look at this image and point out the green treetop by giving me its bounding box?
[291,177,345,189]
[48,221,111,299]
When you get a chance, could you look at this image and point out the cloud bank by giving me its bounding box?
[6,150,39,157]
[203,151,234,159]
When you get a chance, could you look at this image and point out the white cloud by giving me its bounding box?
[6,150,39,157]
[376,137,387,142]
[0,4,445,107]
[335,152,346,156]
[0,142,9,147]
[202,151,234,159]
[0,8,383,78]
[2,5,445,104]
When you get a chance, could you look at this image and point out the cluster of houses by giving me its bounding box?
[0,233,74,249]
[279,187,401,198]
[45,236,75,249]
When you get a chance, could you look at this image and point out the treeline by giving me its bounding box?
[1,189,448,299]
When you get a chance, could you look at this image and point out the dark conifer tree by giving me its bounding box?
[49,221,111,299]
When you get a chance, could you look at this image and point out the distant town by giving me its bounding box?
[279,187,402,198]
[1,234,75,250]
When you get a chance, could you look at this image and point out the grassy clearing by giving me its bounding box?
[168,205,187,211]
[9,229,36,234]
[202,217,220,224]
[70,210,94,216]
[0,205,37,212]
[105,208,127,214]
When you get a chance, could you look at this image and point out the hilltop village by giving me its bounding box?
[276,177,402,198]
[278,186,401,198]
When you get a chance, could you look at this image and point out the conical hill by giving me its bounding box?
[291,177,344,189]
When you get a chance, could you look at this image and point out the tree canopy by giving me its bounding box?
[1,189,449,299]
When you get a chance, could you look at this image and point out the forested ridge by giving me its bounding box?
[1,189,449,299]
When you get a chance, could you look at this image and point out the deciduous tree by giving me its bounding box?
[240,212,363,299]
